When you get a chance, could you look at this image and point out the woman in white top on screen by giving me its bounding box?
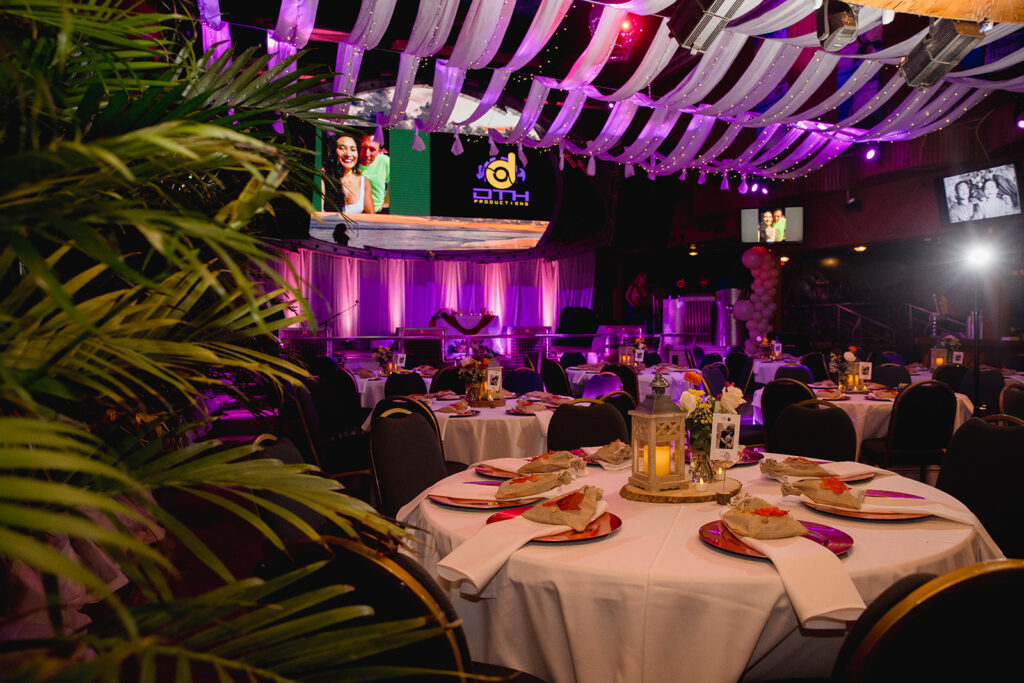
[336,135,374,214]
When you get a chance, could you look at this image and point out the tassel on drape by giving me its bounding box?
[411,120,425,151]
[624,163,634,178]
[489,133,499,156]
[698,169,706,185]
[517,140,527,166]
[586,155,595,176]
[679,169,687,181]
[720,173,729,191]
[451,125,464,155]
[374,113,385,145]
[558,142,565,170]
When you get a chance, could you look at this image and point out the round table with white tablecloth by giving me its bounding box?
[355,374,433,409]
[433,404,553,466]
[565,366,697,402]
[402,462,1001,683]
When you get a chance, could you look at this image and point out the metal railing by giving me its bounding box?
[785,303,894,347]
[904,303,966,337]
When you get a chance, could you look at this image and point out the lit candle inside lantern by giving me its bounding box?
[641,444,675,476]
[935,356,944,366]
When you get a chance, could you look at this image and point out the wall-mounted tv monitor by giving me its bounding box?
[937,163,1021,224]
[309,127,555,251]
[740,207,804,244]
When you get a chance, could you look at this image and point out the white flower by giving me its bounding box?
[678,392,698,416]
[460,357,473,366]
[843,351,856,362]
[718,385,746,414]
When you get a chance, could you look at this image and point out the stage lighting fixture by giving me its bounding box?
[817,1,860,53]
[901,18,983,89]
[864,145,879,160]
[966,244,993,267]
[750,182,759,193]
[667,0,747,54]
[761,187,768,195]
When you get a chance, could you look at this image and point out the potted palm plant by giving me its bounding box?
[0,1,449,677]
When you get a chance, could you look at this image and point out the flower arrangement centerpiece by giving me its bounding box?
[458,356,490,401]
[373,345,393,374]
[940,334,963,352]
[829,347,859,390]
[678,373,746,484]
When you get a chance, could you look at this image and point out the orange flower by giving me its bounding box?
[511,475,539,484]
[820,477,849,494]
[482,357,490,365]
[542,490,585,511]
[848,346,857,352]
[684,371,704,385]
[751,506,788,517]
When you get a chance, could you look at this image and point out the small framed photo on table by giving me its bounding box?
[858,362,872,381]
[486,366,502,395]
[395,353,407,368]
[710,413,740,463]
[952,351,964,364]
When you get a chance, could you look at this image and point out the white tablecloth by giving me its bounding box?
[355,374,433,409]
[565,367,697,403]
[405,463,1000,683]
[751,389,974,458]
[751,359,802,384]
[434,404,551,466]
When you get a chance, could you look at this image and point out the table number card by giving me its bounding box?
[634,347,646,365]
[486,366,502,395]
[395,353,407,368]
[771,340,783,356]
[710,413,740,463]
[858,362,872,381]
[952,351,964,364]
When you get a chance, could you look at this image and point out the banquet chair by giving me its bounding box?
[369,409,450,517]
[258,537,545,683]
[643,350,662,366]
[877,350,906,366]
[701,362,729,398]
[429,366,465,395]
[931,363,969,392]
[540,358,573,397]
[781,344,802,357]
[699,352,723,368]
[800,351,831,383]
[254,436,332,542]
[692,345,705,366]
[522,354,537,370]
[1000,383,1024,420]
[582,372,624,399]
[981,413,1024,426]
[724,351,753,394]
[502,367,544,394]
[937,418,1024,557]
[311,359,365,431]
[1007,353,1024,371]
[547,399,628,451]
[860,380,956,479]
[765,400,857,462]
[871,363,912,388]
[370,396,444,448]
[773,364,814,386]
[560,351,587,368]
[600,390,636,441]
[958,368,1006,416]
[760,378,815,441]
[837,561,1024,681]
[383,370,428,397]
[603,363,640,402]
[682,346,697,368]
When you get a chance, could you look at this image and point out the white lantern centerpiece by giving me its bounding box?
[627,373,687,492]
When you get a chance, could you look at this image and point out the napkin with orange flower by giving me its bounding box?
[721,495,866,628]
[760,455,884,481]
[436,487,607,593]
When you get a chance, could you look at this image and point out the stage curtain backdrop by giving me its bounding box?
[278,249,594,336]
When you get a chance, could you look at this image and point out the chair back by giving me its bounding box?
[522,354,537,370]
[1000,383,1024,420]
[559,351,587,368]
[582,372,623,399]
[692,346,705,365]
[958,368,1006,415]
[773,364,814,385]
[800,351,830,383]
[701,363,729,398]
[766,399,857,462]
[981,413,1024,426]
[885,380,956,452]
[312,362,363,431]
[724,351,753,393]
[276,385,323,468]
[540,358,573,396]
[877,350,906,366]
[503,367,544,394]
[871,362,911,388]
[937,418,1024,557]
[602,363,640,402]
[600,390,636,441]
[760,378,815,439]
[699,352,723,368]
[384,370,428,397]
[430,366,465,394]
[1007,353,1024,371]
[255,437,331,541]
[931,363,969,392]
[643,350,662,366]
[555,306,598,347]
[547,399,628,451]
[682,347,697,367]
[840,561,1024,681]
[781,344,802,357]
[370,396,442,446]
[370,409,448,517]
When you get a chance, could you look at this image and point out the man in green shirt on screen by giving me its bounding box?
[358,135,390,213]
[772,208,787,242]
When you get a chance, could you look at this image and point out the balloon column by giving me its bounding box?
[734,247,780,356]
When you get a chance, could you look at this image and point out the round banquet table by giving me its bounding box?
[565,366,697,402]
[751,388,974,459]
[403,463,1001,683]
[355,374,433,409]
[751,359,803,384]
[434,404,552,466]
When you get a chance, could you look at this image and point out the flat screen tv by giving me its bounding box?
[309,127,556,251]
[740,207,804,244]
[937,163,1021,224]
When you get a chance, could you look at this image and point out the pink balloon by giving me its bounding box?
[733,299,754,321]
[741,248,764,270]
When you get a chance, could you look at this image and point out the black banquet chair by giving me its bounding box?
[547,399,628,451]
[369,406,449,518]
[559,351,587,368]
[540,358,573,397]
[643,350,662,366]
[1000,383,1024,420]
[603,362,640,403]
[582,371,623,399]
[429,365,465,394]
[860,380,957,479]
[765,399,857,462]
[871,362,912,388]
[502,367,544,395]
[383,370,428,397]
[600,390,636,441]
[958,368,1006,416]
[701,362,729,398]
[937,417,1024,558]
[931,363,969,392]
[760,378,815,441]
[773,364,814,386]
[724,351,753,394]
[800,351,830,383]
[1007,353,1024,371]
[699,352,723,368]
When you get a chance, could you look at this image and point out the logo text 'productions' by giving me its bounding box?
[474,152,529,206]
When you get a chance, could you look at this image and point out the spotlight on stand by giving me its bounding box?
[817,0,860,53]
[667,0,747,54]
[965,243,995,414]
[901,18,984,89]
